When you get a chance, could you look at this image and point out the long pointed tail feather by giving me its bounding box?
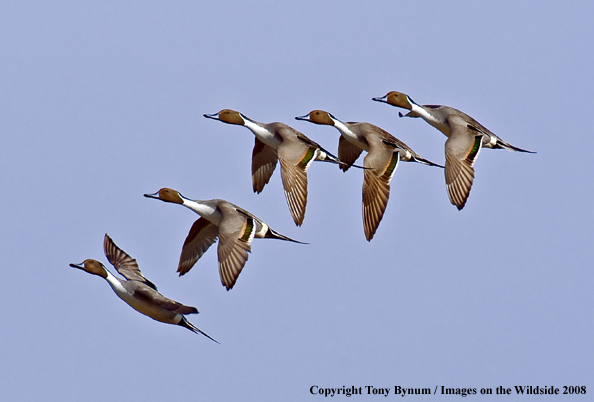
[320,155,367,170]
[266,228,308,244]
[179,317,220,343]
[413,156,444,168]
[381,139,444,168]
[496,141,536,153]
[315,145,367,170]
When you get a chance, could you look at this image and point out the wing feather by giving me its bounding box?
[252,138,278,193]
[216,202,255,290]
[278,157,308,226]
[103,234,157,289]
[444,132,482,210]
[338,136,364,172]
[361,148,399,241]
[177,218,219,276]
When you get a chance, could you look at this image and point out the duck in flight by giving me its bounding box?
[373,91,535,210]
[296,110,442,241]
[145,188,305,290]
[204,109,354,226]
[70,234,218,342]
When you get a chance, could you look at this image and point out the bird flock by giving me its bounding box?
[70,90,534,342]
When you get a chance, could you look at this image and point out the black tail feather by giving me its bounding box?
[413,156,444,168]
[179,317,220,343]
[496,141,536,153]
[266,228,308,244]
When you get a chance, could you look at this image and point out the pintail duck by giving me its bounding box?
[204,109,347,226]
[70,234,218,342]
[144,188,305,290]
[373,91,535,210]
[296,110,442,241]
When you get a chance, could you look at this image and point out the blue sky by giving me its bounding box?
[1,1,592,400]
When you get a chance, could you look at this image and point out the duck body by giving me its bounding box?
[144,188,304,290]
[406,102,531,152]
[70,234,218,342]
[373,91,535,210]
[102,270,178,323]
[296,110,442,241]
[204,109,343,226]
[333,120,442,168]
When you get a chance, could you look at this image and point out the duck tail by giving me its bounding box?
[413,155,444,168]
[496,140,536,153]
[266,228,308,244]
[318,149,367,170]
[179,317,220,343]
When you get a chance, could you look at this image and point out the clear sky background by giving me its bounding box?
[1,1,592,401]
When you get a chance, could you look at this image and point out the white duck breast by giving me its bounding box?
[332,120,370,151]
[242,119,283,148]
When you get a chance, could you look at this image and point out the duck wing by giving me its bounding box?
[216,202,256,290]
[275,129,314,226]
[177,217,219,276]
[104,234,157,290]
[444,123,482,210]
[252,138,278,193]
[362,146,399,241]
[338,136,363,172]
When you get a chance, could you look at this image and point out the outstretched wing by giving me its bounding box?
[216,202,255,290]
[275,125,319,226]
[252,138,278,193]
[104,234,157,290]
[177,217,219,276]
[278,157,308,226]
[361,146,399,241]
[444,126,482,210]
[338,136,364,172]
